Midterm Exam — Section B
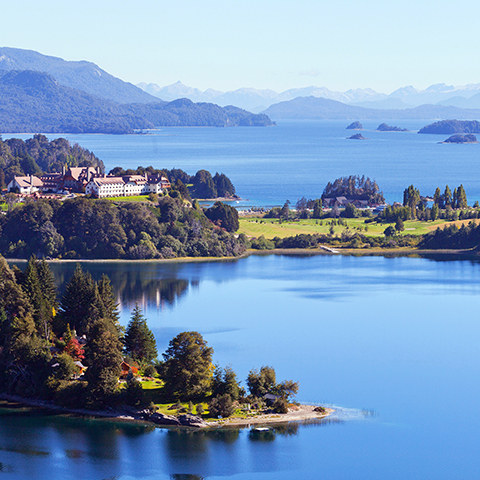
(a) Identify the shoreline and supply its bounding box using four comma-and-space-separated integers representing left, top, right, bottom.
6, 246, 479, 264
0, 394, 333, 430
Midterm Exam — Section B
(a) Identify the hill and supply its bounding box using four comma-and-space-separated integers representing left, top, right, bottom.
261, 96, 480, 121
0, 47, 158, 104
0, 71, 274, 133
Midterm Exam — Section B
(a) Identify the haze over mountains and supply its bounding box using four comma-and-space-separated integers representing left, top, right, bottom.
138, 80, 480, 113
0, 47, 273, 133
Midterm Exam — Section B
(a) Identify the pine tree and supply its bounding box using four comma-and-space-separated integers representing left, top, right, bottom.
22, 256, 51, 340
85, 317, 123, 408
124, 303, 158, 364
433, 187, 442, 207
444, 185, 452, 208
457, 185, 468, 209
58, 265, 97, 336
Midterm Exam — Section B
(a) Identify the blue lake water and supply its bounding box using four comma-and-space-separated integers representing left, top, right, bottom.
4, 253, 480, 479
4, 123, 480, 478
5, 119, 480, 206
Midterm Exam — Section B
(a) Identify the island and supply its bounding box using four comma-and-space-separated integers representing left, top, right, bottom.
440, 134, 478, 144
347, 133, 368, 140
346, 121, 363, 130
418, 119, 480, 134
376, 123, 409, 132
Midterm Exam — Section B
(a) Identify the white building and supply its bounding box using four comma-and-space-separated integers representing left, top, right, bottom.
85, 174, 171, 198
7, 175, 44, 194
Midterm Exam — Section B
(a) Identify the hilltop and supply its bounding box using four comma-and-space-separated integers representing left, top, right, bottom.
0, 70, 274, 133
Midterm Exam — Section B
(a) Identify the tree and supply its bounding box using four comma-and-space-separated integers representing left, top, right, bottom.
85, 317, 123, 408
403, 185, 420, 217
208, 394, 235, 418
58, 265, 97, 336
193, 170, 217, 199
211, 364, 241, 400
161, 331, 214, 399
444, 185, 452, 208
384, 225, 396, 237
247, 366, 277, 397
341, 203, 358, 218
433, 187, 443, 207
124, 303, 158, 364
312, 199, 323, 219
280, 200, 291, 220
204, 201, 239, 232
431, 203, 439, 221
456, 184, 468, 209
395, 217, 405, 233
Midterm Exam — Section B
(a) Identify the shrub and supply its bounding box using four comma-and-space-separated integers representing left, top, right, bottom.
208, 394, 235, 418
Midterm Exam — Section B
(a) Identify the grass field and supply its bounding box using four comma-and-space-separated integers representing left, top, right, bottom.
105, 195, 151, 202
238, 216, 480, 239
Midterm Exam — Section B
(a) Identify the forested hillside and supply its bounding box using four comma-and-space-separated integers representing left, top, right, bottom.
0, 134, 103, 187
0, 70, 274, 134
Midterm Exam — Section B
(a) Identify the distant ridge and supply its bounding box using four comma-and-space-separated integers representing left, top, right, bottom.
261, 96, 480, 121
0, 70, 274, 134
0, 47, 159, 104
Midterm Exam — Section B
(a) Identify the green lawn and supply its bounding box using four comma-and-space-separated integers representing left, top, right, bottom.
105, 195, 151, 202
238, 216, 466, 239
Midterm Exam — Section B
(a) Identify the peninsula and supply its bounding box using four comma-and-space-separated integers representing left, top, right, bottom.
418, 119, 480, 134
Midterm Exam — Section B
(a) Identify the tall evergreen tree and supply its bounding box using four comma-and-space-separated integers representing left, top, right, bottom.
85, 317, 123, 408
96, 274, 122, 335
58, 264, 97, 336
433, 187, 442, 207
456, 184, 468, 209
444, 185, 452, 208
124, 303, 157, 364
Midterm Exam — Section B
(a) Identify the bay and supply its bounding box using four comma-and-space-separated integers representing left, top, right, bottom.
5, 119, 480, 206
4, 253, 480, 479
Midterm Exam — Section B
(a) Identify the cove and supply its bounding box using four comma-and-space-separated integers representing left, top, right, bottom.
4, 253, 480, 479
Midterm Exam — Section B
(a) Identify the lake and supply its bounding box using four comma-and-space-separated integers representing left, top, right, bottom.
5, 119, 480, 206
4, 253, 480, 479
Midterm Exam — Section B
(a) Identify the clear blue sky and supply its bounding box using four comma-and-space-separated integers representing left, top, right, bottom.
2, 0, 480, 93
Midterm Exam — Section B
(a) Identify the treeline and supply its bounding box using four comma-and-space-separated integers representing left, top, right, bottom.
322, 175, 385, 203
420, 221, 480, 250
109, 165, 236, 199
248, 231, 421, 251
0, 134, 104, 187
0, 258, 297, 415
0, 196, 244, 259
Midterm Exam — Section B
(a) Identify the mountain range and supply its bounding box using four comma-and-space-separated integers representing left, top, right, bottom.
138, 80, 480, 113
260, 96, 480, 121
0, 48, 274, 133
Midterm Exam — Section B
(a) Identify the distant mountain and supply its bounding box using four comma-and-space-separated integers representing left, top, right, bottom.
0, 47, 158, 104
261, 96, 480, 121
138, 80, 480, 111
0, 70, 274, 134
137, 81, 386, 112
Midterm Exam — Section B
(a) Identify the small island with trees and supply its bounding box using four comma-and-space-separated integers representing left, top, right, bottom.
0, 257, 331, 428
347, 133, 368, 140
346, 121, 363, 130
376, 123, 409, 132
439, 134, 478, 144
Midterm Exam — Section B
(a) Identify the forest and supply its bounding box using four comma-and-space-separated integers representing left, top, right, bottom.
0, 257, 298, 418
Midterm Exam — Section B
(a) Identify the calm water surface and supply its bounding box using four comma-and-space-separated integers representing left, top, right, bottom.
5, 120, 480, 206
4, 253, 480, 479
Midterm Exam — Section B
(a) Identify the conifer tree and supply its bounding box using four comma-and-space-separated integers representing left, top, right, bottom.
456, 184, 468, 209
58, 264, 97, 336
444, 185, 452, 208
96, 274, 122, 336
85, 317, 123, 407
124, 303, 158, 364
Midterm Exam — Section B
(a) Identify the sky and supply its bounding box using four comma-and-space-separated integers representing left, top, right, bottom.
2, 0, 480, 93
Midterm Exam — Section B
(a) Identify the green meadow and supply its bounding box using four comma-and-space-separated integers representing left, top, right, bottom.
238, 216, 475, 239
